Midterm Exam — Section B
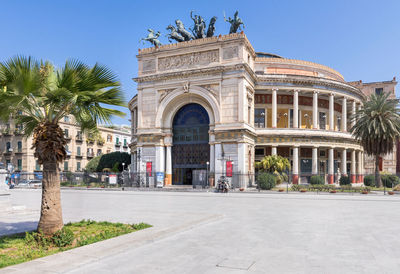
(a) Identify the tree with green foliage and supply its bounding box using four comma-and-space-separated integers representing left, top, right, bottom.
255, 155, 290, 184
310, 175, 324, 185
96, 151, 131, 172
257, 173, 276, 190
85, 156, 101, 172
350, 92, 400, 187
0, 56, 125, 234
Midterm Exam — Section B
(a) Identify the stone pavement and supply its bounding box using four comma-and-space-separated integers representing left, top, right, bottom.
2, 189, 400, 273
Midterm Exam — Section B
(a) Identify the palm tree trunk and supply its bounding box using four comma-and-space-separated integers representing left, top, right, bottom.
37, 161, 63, 235
375, 155, 382, 188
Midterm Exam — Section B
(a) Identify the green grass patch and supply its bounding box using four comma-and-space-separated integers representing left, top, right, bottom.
0, 220, 151, 268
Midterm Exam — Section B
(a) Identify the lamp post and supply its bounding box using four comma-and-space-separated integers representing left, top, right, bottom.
206, 161, 209, 188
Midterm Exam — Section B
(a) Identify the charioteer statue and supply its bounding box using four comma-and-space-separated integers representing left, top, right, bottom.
139, 29, 162, 47
224, 11, 245, 34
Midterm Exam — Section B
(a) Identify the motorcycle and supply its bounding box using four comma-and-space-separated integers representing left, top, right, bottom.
217, 176, 229, 193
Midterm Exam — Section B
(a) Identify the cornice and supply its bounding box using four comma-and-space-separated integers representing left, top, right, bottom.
137, 32, 255, 57
256, 57, 344, 80
134, 63, 257, 83
256, 75, 366, 99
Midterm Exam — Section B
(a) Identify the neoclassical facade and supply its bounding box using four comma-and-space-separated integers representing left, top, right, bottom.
129, 33, 367, 187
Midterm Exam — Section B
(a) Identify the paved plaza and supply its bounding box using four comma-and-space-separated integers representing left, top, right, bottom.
2, 189, 400, 273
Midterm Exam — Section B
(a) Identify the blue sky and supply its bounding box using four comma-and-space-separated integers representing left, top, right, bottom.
1, 0, 399, 124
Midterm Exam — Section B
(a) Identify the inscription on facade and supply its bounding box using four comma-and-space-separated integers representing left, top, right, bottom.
222, 46, 238, 60
158, 50, 219, 71
142, 59, 156, 74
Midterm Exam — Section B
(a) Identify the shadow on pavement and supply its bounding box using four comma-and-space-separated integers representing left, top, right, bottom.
0, 221, 38, 236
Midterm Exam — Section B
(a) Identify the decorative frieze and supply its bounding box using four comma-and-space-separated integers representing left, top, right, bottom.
158, 50, 219, 71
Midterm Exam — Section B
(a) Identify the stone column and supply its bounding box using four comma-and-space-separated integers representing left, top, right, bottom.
238, 143, 246, 188
357, 150, 362, 183
351, 101, 356, 128
271, 146, 277, 155
272, 88, 277, 128
155, 146, 165, 186
341, 97, 347, 132
165, 145, 172, 186
137, 147, 142, 173
341, 149, 347, 176
328, 148, 334, 184
329, 93, 334, 131
313, 91, 318, 129
292, 146, 299, 184
293, 89, 299, 128
312, 147, 318, 175
210, 144, 215, 173
155, 146, 165, 172
351, 150, 356, 183
132, 152, 137, 173
214, 143, 223, 179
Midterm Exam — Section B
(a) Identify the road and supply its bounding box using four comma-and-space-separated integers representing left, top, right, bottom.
2, 189, 400, 273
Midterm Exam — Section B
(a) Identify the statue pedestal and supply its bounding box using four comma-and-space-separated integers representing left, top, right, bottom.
0, 169, 11, 212
0, 194, 11, 213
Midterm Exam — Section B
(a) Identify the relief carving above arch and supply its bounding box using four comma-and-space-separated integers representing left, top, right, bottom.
199, 84, 219, 103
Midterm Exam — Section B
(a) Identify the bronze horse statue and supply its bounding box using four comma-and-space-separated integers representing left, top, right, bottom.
139, 29, 162, 47
166, 25, 185, 43
175, 19, 195, 41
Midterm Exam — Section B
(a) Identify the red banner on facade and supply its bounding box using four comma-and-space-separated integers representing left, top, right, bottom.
226, 161, 233, 177
146, 162, 152, 176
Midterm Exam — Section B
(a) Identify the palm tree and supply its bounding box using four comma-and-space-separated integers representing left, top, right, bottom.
350, 92, 400, 187
255, 155, 290, 184
0, 56, 125, 234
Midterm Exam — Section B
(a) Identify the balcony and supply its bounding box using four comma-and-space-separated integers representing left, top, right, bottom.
14, 129, 24, 136
115, 142, 121, 147
76, 153, 83, 158
2, 129, 12, 136
87, 152, 94, 158
3, 148, 13, 155
123, 143, 129, 148
64, 135, 71, 141
15, 148, 23, 154
75, 135, 83, 142
97, 140, 104, 146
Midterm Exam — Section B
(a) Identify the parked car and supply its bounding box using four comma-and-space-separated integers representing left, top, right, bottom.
14, 179, 42, 188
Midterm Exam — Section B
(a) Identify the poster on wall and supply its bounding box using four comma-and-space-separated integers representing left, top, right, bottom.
156, 172, 164, 188
146, 162, 152, 176
109, 174, 117, 185
226, 161, 233, 177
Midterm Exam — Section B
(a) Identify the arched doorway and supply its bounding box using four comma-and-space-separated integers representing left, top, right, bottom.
172, 103, 210, 185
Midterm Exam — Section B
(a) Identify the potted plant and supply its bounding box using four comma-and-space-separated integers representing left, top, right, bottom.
330, 189, 337, 193
300, 188, 307, 193
239, 188, 244, 192
278, 189, 284, 192
208, 173, 215, 187
361, 190, 368, 194
388, 191, 395, 195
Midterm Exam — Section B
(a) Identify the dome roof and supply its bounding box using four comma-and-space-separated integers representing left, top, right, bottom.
255, 52, 283, 58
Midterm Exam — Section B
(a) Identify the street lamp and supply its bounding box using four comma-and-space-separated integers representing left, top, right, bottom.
206, 161, 210, 188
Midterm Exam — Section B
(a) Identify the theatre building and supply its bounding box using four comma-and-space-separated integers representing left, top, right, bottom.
129, 33, 371, 187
